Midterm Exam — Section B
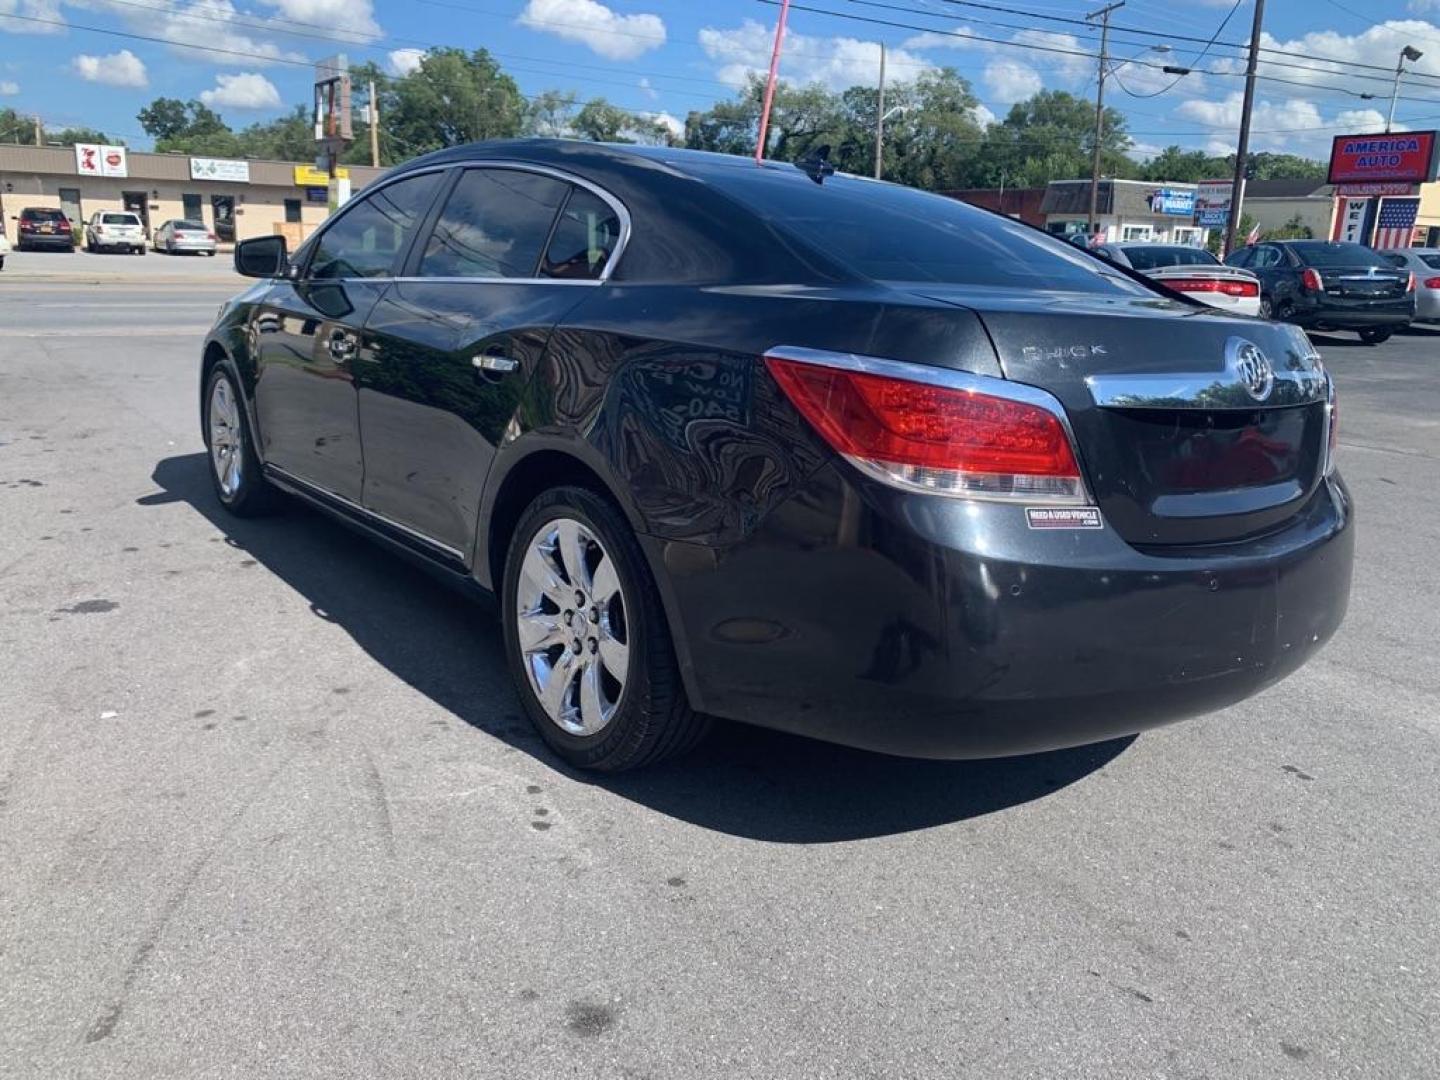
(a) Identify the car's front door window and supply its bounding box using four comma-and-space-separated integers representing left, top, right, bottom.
308, 172, 443, 281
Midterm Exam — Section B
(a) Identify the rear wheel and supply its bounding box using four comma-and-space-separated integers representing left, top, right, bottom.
1359, 327, 1393, 345
203, 366, 278, 516
502, 486, 708, 771
1259, 296, 1273, 319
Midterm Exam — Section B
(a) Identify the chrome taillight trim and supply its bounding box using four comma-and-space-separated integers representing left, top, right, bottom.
764, 345, 1092, 505
1323, 372, 1338, 477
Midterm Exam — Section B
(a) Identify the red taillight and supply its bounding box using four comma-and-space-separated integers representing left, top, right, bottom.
57, 218, 69, 230
1168, 278, 1259, 297
1424, 277, 1440, 288
1301, 268, 1324, 292
764, 352, 1084, 501
208, 233, 217, 241
19, 221, 34, 231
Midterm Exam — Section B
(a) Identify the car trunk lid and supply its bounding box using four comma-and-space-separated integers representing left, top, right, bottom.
1314, 266, 1409, 300
909, 285, 1331, 546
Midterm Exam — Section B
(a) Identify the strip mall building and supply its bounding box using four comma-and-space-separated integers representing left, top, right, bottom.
0, 143, 383, 247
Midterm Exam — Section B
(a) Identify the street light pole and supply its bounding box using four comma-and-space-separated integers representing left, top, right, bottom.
874, 42, 886, 180
1387, 45, 1424, 133
1087, 1, 1124, 238
1223, 0, 1265, 258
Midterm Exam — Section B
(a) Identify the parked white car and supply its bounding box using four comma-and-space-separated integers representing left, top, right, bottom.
86, 211, 147, 255
153, 219, 217, 256
1094, 242, 1263, 317
0, 225, 9, 269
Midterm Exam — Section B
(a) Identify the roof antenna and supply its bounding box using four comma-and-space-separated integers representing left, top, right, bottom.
795, 144, 836, 184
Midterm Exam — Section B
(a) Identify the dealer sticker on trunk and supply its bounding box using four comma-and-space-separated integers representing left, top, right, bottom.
1025, 507, 1103, 530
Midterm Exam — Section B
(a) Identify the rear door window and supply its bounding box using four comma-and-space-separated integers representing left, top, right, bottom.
541, 188, 623, 280
308, 172, 443, 280
418, 168, 569, 278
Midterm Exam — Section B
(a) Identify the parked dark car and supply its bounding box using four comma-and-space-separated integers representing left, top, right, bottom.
202, 140, 1352, 771
1224, 239, 1414, 343
13, 207, 75, 252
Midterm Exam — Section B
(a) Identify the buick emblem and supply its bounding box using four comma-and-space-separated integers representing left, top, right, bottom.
1228, 338, 1274, 402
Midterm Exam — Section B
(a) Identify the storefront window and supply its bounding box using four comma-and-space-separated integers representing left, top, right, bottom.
284, 199, 302, 224
183, 194, 203, 223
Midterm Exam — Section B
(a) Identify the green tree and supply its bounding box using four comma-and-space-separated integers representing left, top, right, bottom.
137, 97, 237, 155
383, 47, 523, 157
523, 90, 579, 137
874, 68, 986, 189
234, 105, 314, 162
1138, 145, 1229, 182
977, 90, 1133, 188
0, 106, 31, 144
685, 76, 847, 163
49, 126, 120, 146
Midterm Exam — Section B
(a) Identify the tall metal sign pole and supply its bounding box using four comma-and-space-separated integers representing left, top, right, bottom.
1223, 0, 1265, 257
313, 54, 353, 212
755, 0, 792, 165
1087, 1, 1124, 237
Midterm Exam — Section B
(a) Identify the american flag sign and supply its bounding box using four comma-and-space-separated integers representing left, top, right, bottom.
1374, 198, 1421, 249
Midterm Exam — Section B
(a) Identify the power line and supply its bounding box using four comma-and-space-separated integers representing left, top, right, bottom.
1109, 0, 1242, 99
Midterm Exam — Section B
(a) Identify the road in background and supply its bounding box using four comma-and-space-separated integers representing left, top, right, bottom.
1, 282, 1436, 1079
1, 248, 243, 284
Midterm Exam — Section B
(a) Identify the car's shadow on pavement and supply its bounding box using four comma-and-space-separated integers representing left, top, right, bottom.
148, 453, 1133, 843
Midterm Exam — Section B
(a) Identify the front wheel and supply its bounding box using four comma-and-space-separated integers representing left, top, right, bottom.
203, 366, 279, 516
502, 486, 708, 771
1359, 327, 1393, 345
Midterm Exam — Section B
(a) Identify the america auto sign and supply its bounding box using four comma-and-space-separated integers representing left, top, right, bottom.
1327, 131, 1440, 185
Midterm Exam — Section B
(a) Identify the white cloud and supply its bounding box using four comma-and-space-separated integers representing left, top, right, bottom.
638, 76, 657, 100
199, 72, 281, 110
644, 110, 682, 139
983, 58, 1041, 103
518, 0, 665, 62
1175, 94, 1399, 157
0, 0, 64, 35
700, 18, 934, 92
970, 103, 997, 128
387, 47, 425, 76
0, 80, 17, 95
1209, 19, 1440, 101
258, 0, 380, 41
72, 49, 149, 88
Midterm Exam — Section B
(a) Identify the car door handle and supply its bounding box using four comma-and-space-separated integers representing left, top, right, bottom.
327, 332, 357, 363
472, 353, 519, 374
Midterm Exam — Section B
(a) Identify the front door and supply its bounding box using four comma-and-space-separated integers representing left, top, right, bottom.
358, 168, 622, 555
121, 191, 149, 234
211, 195, 235, 243
250, 171, 445, 503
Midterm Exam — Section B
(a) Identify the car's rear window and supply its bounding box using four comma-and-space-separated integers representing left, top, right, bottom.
23, 209, 66, 221
722, 170, 1149, 294
177, 221, 207, 230
1122, 246, 1219, 270
1289, 242, 1395, 269
102, 213, 139, 225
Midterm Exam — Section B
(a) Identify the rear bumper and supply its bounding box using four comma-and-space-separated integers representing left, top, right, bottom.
18, 234, 73, 249
649, 467, 1354, 759
168, 239, 216, 252
1291, 294, 1413, 328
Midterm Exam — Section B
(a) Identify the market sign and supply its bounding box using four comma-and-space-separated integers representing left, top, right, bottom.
1197, 208, 1229, 227
293, 164, 349, 186
75, 143, 128, 178
1149, 188, 1195, 216
1327, 131, 1440, 185
190, 157, 250, 183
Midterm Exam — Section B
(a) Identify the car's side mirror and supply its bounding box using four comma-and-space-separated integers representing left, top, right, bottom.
235, 235, 288, 278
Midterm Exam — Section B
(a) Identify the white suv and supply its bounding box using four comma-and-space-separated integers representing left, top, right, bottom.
86, 211, 147, 255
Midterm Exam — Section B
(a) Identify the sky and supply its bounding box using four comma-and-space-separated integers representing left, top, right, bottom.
7, 0, 1440, 162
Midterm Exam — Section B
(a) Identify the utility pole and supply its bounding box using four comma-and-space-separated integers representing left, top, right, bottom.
874, 42, 887, 179
1223, 0, 1265, 257
755, 0, 793, 164
1087, 1, 1123, 238
368, 79, 380, 168
33, 115, 42, 147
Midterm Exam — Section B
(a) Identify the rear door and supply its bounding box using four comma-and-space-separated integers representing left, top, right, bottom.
250, 171, 444, 502
358, 166, 624, 555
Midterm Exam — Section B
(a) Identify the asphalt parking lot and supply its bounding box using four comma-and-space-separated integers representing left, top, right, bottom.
1, 279, 1436, 1079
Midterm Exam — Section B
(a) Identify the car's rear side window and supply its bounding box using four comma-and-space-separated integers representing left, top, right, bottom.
541, 188, 622, 280
419, 168, 569, 279
1123, 246, 1218, 270
721, 172, 1148, 294
1423, 254, 1440, 270
309, 172, 442, 280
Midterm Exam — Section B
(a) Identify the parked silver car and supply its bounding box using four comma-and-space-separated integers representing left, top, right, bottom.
153, 219, 217, 256
1378, 247, 1440, 323
86, 211, 146, 254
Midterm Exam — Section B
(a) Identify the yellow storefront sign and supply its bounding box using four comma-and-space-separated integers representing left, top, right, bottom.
293, 165, 350, 186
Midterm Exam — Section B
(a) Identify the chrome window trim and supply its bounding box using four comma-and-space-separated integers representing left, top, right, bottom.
764, 344, 1092, 505
265, 463, 467, 562
298, 162, 454, 283
301, 160, 631, 286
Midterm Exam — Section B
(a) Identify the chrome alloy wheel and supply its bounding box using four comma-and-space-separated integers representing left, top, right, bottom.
208, 376, 244, 498
515, 517, 630, 736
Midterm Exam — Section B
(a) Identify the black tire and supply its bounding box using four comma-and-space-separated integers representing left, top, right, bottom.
202, 365, 280, 517
1259, 296, 1273, 319
502, 485, 709, 772
1359, 327, 1393, 345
